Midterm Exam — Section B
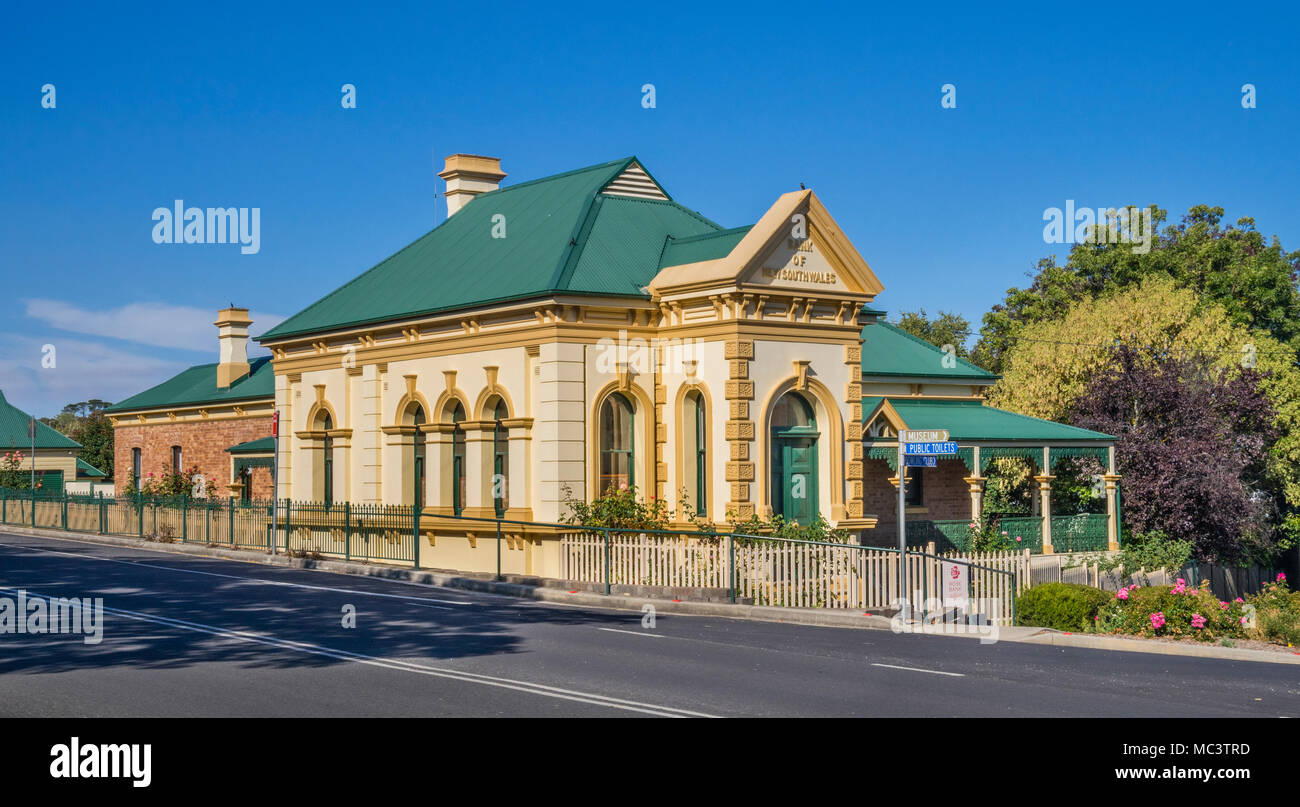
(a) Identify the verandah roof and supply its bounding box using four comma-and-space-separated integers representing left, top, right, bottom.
862, 397, 1113, 443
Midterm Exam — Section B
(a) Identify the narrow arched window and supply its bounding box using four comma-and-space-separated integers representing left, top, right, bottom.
449, 402, 466, 515
321, 412, 334, 505
683, 391, 707, 517
490, 398, 509, 517
599, 393, 635, 494
409, 404, 426, 509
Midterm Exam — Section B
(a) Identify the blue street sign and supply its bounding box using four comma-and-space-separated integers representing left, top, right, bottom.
903, 441, 958, 456
904, 455, 937, 467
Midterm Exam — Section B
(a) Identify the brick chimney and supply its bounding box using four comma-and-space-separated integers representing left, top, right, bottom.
437, 154, 506, 216
215, 307, 253, 388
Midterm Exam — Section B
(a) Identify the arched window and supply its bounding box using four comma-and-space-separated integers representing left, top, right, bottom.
321, 412, 334, 504
488, 398, 509, 517
683, 390, 707, 517
599, 393, 635, 494
769, 392, 818, 524
408, 404, 426, 509
447, 401, 466, 515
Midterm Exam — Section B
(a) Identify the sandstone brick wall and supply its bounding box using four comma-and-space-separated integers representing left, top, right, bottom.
863, 457, 972, 538
113, 418, 273, 499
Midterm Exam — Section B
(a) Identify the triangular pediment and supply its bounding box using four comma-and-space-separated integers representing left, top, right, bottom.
648, 190, 884, 300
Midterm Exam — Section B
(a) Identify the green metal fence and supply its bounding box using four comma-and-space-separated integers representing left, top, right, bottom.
905, 512, 1109, 554
0, 486, 1024, 621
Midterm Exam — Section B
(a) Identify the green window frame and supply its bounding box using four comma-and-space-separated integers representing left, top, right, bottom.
491, 399, 509, 518
599, 393, 635, 494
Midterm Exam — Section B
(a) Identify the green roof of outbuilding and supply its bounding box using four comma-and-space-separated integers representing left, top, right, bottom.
104, 356, 275, 413
860, 320, 998, 380
0, 391, 81, 450
863, 398, 1113, 442
76, 458, 107, 477
260, 157, 726, 341
226, 436, 275, 454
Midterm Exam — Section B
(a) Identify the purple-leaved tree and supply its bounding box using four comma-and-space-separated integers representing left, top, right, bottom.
1069, 346, 1277, 563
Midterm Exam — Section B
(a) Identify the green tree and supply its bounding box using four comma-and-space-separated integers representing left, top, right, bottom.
973, 206, 1300, 374
894, 308, 972, 358
987, 276, 1300, 547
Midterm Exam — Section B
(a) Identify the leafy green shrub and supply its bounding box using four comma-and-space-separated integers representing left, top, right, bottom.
1015, 583, 1113, 631
561, 485, 713, 532
1096, 579, 1249, 642
1245, 575, 1300, 646
727, 511, 847, 544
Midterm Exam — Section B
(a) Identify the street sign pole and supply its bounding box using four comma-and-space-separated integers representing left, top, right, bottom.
896, 430, 951, 622
897, 436, 906, 619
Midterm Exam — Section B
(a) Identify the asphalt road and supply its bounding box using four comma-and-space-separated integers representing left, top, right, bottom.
0, 529, 1297, 717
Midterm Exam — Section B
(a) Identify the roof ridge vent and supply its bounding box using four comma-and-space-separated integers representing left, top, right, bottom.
601, 160, 668, 200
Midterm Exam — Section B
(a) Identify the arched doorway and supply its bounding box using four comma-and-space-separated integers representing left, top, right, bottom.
770, 392, 818, 524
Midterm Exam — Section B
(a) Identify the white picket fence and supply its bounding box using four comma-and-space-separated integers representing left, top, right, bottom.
560, 532, 1030, 623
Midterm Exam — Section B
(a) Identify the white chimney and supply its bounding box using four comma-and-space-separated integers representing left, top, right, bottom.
438, 154, 506, 216
215, 307, 252, 388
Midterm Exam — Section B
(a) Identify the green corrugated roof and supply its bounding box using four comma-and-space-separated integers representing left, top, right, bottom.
659, 225, 752, 269
563, 195, 722, 294
76, 458, 106, 477
865, 398, 1113, 442
860, 320, 998, 380
0, 390, 81, 450
227, 436, 275, 454
260, 157, 727, 341
104, 356, 275, 413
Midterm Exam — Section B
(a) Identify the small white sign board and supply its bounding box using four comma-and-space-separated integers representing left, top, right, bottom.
901, 429, 949, 443
942, 561, 969, 609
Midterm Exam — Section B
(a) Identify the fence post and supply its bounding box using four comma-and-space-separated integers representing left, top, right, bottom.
97, 491, 104, 534
729, 533, 736, 604
31, 489, 36, 528
412, 503, 421, 570
495, 518, 502, 581
138, 492, 144, 537
62, 489, 68, 531
284, 499, 291, 554
604, 528, 611, 596
229, 499, 234, 545
344, 501, 351, 562
181, 492, 188, 543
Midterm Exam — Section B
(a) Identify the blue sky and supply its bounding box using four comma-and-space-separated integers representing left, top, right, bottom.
2, 2, 1297, 416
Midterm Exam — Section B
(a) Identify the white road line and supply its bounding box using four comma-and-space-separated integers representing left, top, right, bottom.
871, 663, 965, 677
2, 587, 717, 718
597, 627, 665, 638
0, 539, 475, 607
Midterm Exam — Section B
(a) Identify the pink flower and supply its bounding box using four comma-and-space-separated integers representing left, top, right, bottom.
1117, 588, 1129, 600
1220, 601, 1229, 610
1191, 614, 1206, 629
1150, 612, 1166, 629
1240, 616, 1248, 625
1171, 578, 1186, 595
1015, 536, 1022, 542
1234, 597, 1244, 603
1278, 572, 1287, 583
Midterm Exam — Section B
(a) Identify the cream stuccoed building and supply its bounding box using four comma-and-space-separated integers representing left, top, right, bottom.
255, 154, 1118, 565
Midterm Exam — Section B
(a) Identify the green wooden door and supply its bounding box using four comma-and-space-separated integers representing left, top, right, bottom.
776, 434, 818, 525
